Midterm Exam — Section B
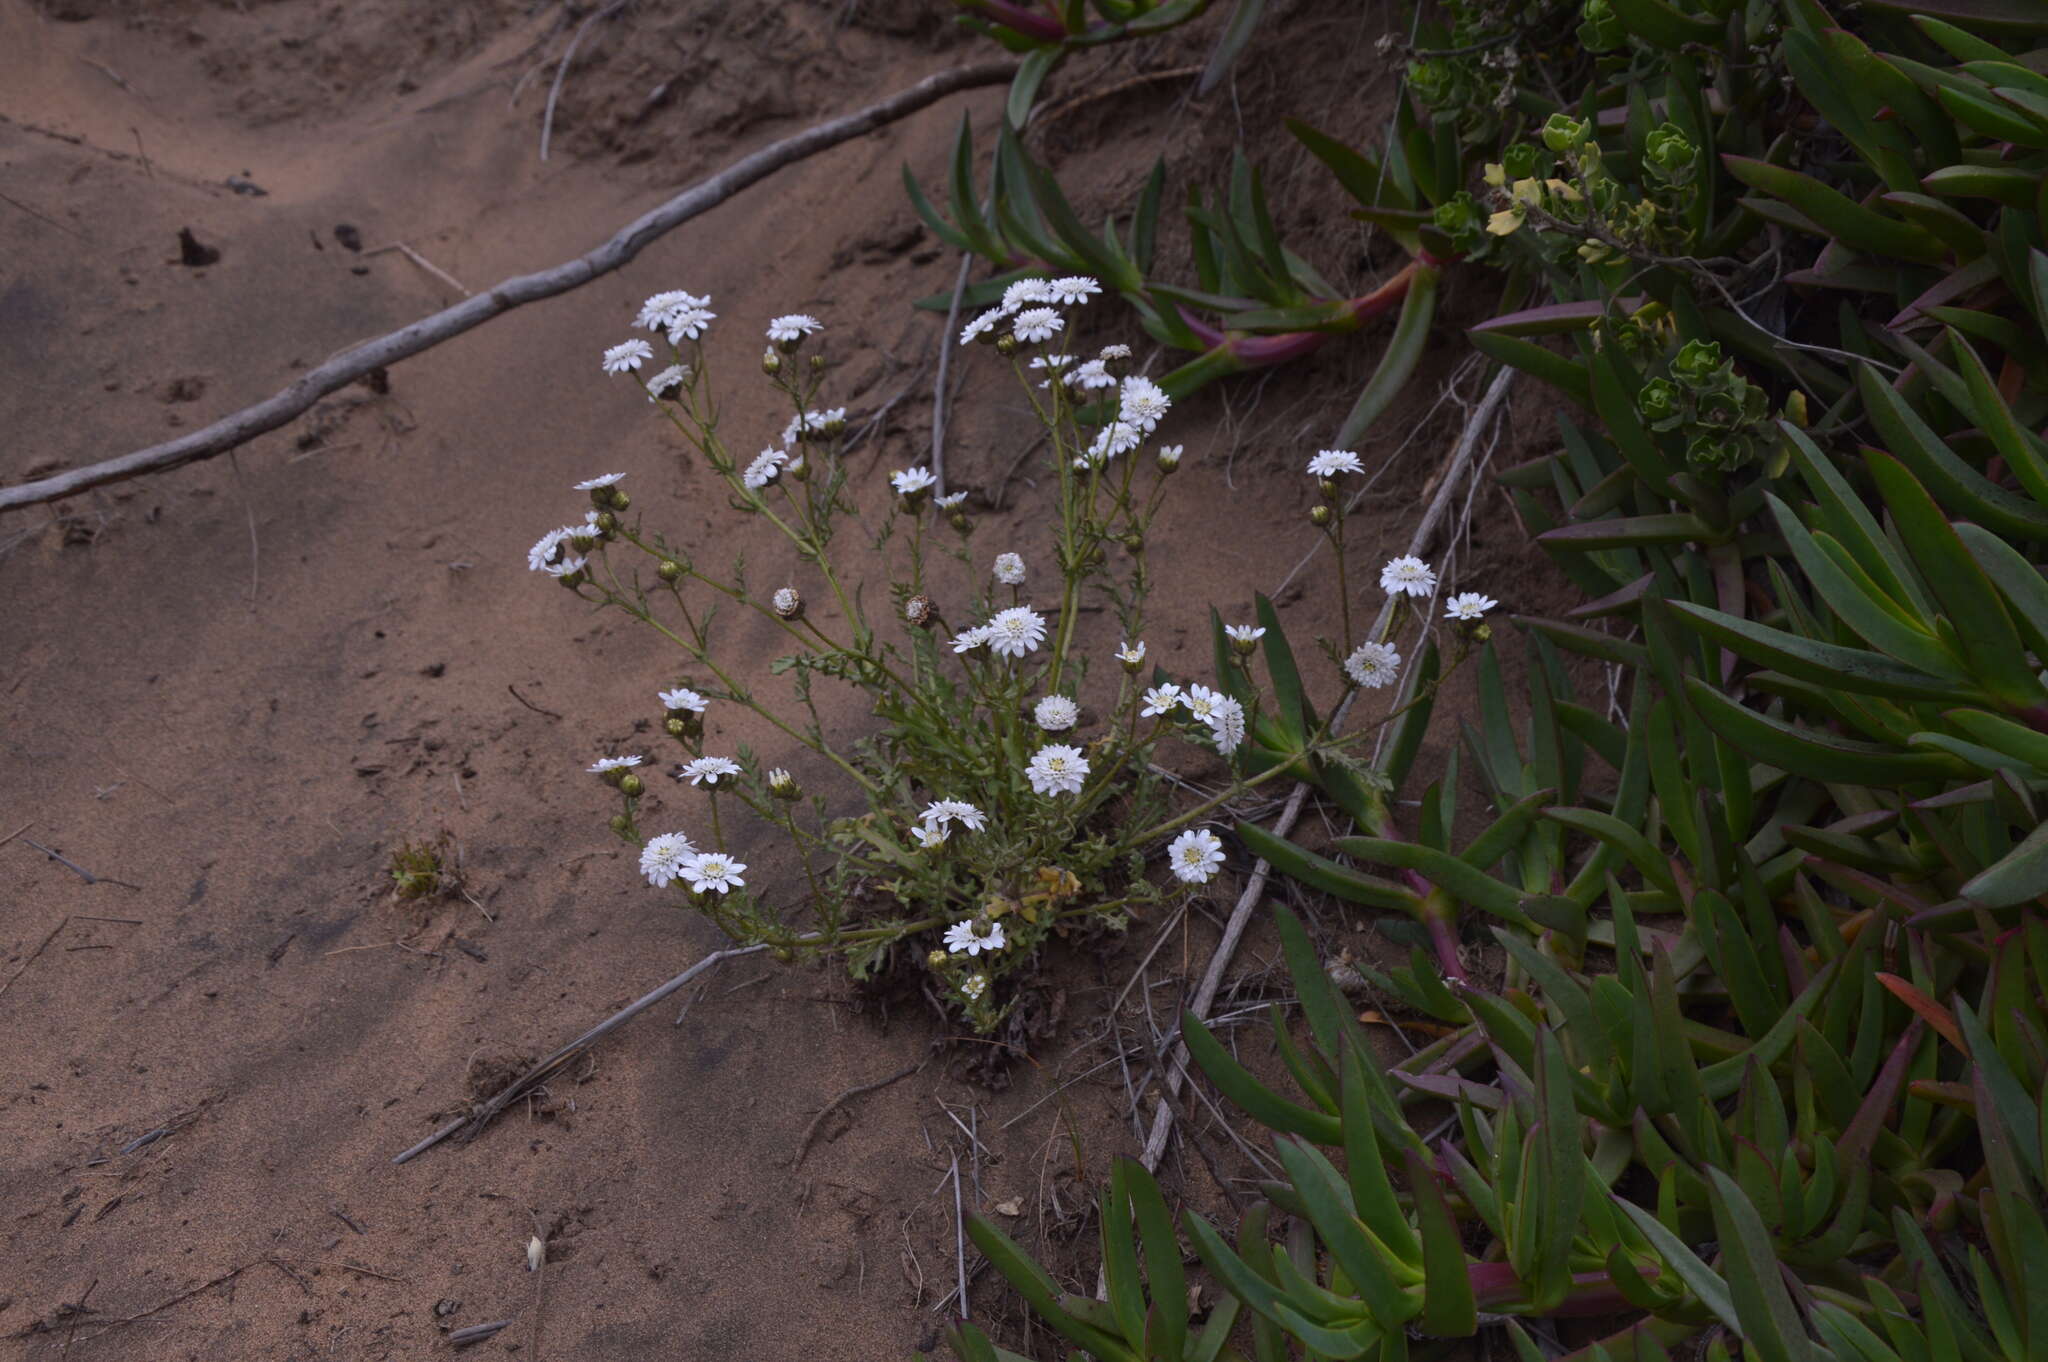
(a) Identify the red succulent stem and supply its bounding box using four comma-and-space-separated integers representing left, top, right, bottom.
1466, 1263, 1649, 1317
958, 0, 1069, 42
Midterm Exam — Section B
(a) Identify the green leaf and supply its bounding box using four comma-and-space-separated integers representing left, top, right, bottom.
1183, 1011, 1343, 1143
1124, 1160, 1189, 1362
1407, 1148, 1477, 1335
969, 1215, 1140, 1362
1666, 600, 1975, 702
1287, 118, 1413, 213
1334, 264, 1438, 448
1467, 331, 1593, 408
1614, 1197, 1742, 1334
1706, 1168, 1815, 1362
1197, 0, 1266, 96
1683, 677, 1966, 785
1334, 836, 1537, 930
1607, 0, 1721, 48
1960, 818, 2048, 910
1538, 513, 1716, 550
1006, 48, 1061, 130
1239, 821, 1422, 913
1722, 156, 1948, 261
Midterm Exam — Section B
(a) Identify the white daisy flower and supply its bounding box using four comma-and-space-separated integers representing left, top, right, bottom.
1183, 684, 1223, 723
1117, 375, 1171, 432
1307, 449, 1363, 477
645, 364, 688, 398
665, 304, 716, 344
1011, 307, 1063, 345
658, 687, 707, 713
1087, 421, 1142, 462
960, 974, 989, 1001
766, 314, 822, 343
1025, 743, 1089, 796
1344, 641, 1402, 689
545, 554, 587, 579
992, 552, 1026, 586
636, 290, 698, 331
639, 831, 696, 887
1445, 592, 1499, 621
588, 755, 643, 773
1140, 683, 1183, 716
680, 851, 745, 895
960, 307, 1005, 346
1226, 625, 1266, 646
744, 448, 788, 490
1034, 695, 1079, 731
680, 756, 743, 786
1048, 275, 1102, 306
1117, 640, 1146, 665
1098, 343, 1132, 361
781, 408, 845, 446
1380, 555, 1439, 598
892, 466, 937, 496
1167, 828, 1226, 884
574, 473, 627, 490
922, 799, 988, 832
985, 606, 1048, 659
1063, 359, 1117, 391
944, 919, 1007, 956
1206, 697, 1247, 755
1029, 354, 1075, 371
935, 491, 969, 509
1001, 278, 1054, 313
950, 626, 991, 654
528, 526, 573, 572
912, 823, 949, 849
602, 339, 654, 374
1157, 444, 1184, 471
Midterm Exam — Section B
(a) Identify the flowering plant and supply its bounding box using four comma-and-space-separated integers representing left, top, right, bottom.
527, 281, 1488, 1033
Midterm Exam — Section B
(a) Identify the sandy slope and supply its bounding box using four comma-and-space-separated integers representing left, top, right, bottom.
0, 1, 1558, 1356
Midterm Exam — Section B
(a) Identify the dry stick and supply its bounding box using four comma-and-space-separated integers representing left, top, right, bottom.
71, 1259, 302, 1342
1135, 366, 1516, 1175
539, 0, 628, 163
366, 242, 473, 297
950, 1150, 969, 1320
794, 1061, 924, 1167
450, 1319, 515, 1347
0, 59, 1018, 515
391, 943, 769, 1163
929, 251, 973, 497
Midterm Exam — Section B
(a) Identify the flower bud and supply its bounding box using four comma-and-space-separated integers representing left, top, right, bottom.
610, 490, 631, 512
658, 559, 683, 583
926, 949, 950, 970
1318, 477, 1338, 502
1157, 445, 1181, 473
1309, 504, 1333, 527
619, 773, 644, 797
948, 511, 971, 534
994, 334, 1019, 358
558, 569, 586, 589
761, 349, 782, 375
596, 511, 619, 534
768, 768, 800, 801
772, 586, 803, 621
903, 594, 933, 628
665, 716, 688, 740
810, 354, 827, 374
609, 813, 631, 834
1121, 532, 1143, 553
569, 531, 598, 553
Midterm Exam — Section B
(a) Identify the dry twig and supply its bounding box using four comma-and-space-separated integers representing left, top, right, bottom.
794, 1061, 923, 1167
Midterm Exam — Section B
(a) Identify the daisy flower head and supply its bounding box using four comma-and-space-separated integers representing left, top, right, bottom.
1117, 375, 1171, 432
1011, 307, 1063, 346
1183, 684, 1222, 724
636, 291, 695, 331
680, 851, 745, 895
602, 339, 653, 375
1000, 278, 1054, 313
1206, 696, 1247, 755
1099, 343, 1132, 362
1167, 828, 1226, 885
934, 491, 969, 510
639, 831, 696, 887
772, 586, 803, 620
1344, 641, 1402, 689
589, 754, 643, 774
1034, 694, 1079, 732
1226, 624, 1266, 649
680, 756, 743, 786
985, 606, 1047, 660
665, 302, 717, 345
744, 448, 788, 490
1445, 592, 1499, 621
950, 625, 991, 654
574, 472, 627, 491
1140, 683, 1183, 717
992, 552, 1026, 586
658, 687, 707, 714
892, 466, 938, 497
1025, 743, 1089, 797
1380, 555, 1439, 598
1307, 448, 1363, 477
944, 918, 1007, 956
1157, 444, 1184, 472
766, 313, 822, 346
960, 974, 989, 1001
960, 307, 1005, 346
1029, 354, 1075, 372
1063, 358, 1117, 391
528, 526, 572, 573
645, 364, 688, 399
545, 554, 587, 579
912, 823, 949, 849
1087, 421, 1142, 463
1116, 640, 1146, 668
920, 799, 987, 833
1048, 275, 1102, 306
